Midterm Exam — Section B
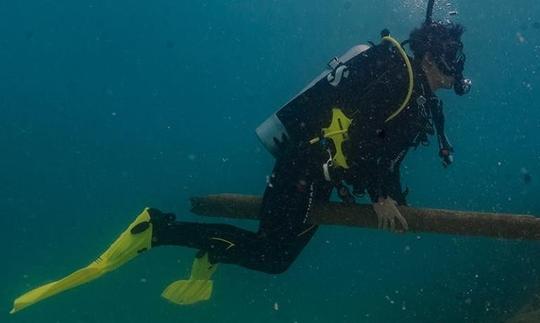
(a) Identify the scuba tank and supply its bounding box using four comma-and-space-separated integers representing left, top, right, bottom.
255, 44, 371, 158
255, 32, 414, 160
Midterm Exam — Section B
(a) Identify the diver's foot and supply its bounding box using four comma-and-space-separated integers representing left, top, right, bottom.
146, 208, 177, 245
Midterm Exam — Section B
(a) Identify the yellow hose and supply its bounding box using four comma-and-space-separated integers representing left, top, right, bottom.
382, 36, 414, 122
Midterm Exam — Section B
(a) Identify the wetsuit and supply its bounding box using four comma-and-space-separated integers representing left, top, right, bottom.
152, 143, 332, 274
150, 41, 450, 274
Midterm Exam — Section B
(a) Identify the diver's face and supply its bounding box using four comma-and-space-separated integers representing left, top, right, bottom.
437, 69, 455, 89
423, 53, 455, 91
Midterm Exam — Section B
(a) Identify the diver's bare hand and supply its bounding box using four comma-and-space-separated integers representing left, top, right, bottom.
372, 196, 408, 232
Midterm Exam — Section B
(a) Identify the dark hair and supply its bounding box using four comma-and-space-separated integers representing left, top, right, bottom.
408, 22, 465, 60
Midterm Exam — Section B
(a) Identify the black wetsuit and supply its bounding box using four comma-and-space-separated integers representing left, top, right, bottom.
151, 41, 451, 274
152, 145, 332, 274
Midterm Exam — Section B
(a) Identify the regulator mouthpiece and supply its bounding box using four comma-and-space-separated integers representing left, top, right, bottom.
454, 77, 472, 96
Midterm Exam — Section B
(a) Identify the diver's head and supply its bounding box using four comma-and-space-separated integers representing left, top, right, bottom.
409, 21, 471, 95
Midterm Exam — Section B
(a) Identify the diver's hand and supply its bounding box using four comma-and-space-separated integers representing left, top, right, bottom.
373, 197, 408, 232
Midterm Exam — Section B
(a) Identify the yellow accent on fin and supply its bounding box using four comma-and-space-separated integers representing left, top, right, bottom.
161, 253, 217, 305
10, 208, 153, 314
322, 108, 352, 169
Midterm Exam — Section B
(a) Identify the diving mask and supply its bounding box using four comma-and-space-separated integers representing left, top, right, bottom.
436, 40, 471, 95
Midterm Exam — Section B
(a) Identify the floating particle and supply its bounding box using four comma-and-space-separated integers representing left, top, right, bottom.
273, 302, 279, 311
516, 32, 526, 43
384, 295, 395, 304
140, 278, 147, 283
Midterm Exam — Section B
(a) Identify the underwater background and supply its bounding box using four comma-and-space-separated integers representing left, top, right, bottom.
1, 0, 540, 322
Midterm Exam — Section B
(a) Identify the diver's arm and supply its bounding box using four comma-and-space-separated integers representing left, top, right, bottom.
366, 144, 408, 202
367, 148, 409, 232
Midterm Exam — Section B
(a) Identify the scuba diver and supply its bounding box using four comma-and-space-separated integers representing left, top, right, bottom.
11, 0, 471, 314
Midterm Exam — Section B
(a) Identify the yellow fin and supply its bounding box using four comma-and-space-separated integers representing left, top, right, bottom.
162, 280, 214, 305
189, 253, 217, 280
162, 253, 217, 305
10, 208, 153, 314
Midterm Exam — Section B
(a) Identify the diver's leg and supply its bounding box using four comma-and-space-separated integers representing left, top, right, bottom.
151, 153, 332, 274
11, 157, 330, 313
151, 212, 261, 255
253, 153, 334, 273
150, 213, 318, 274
